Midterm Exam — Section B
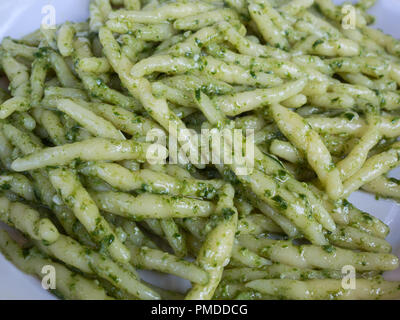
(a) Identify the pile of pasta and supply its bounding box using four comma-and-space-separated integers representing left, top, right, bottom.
1, 0, 400, 300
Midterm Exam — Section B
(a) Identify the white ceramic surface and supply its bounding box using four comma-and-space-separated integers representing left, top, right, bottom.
0, 0, 400, 300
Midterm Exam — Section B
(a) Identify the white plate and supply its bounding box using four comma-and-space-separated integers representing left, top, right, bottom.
0, 0, 400, 300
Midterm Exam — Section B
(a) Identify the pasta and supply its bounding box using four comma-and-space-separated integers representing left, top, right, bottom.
0, 0, 399, 301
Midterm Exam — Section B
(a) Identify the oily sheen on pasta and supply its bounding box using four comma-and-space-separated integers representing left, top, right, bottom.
0, 0, 400, 300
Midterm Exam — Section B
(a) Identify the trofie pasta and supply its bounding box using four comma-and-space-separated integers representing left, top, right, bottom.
0, 0, 400, 300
